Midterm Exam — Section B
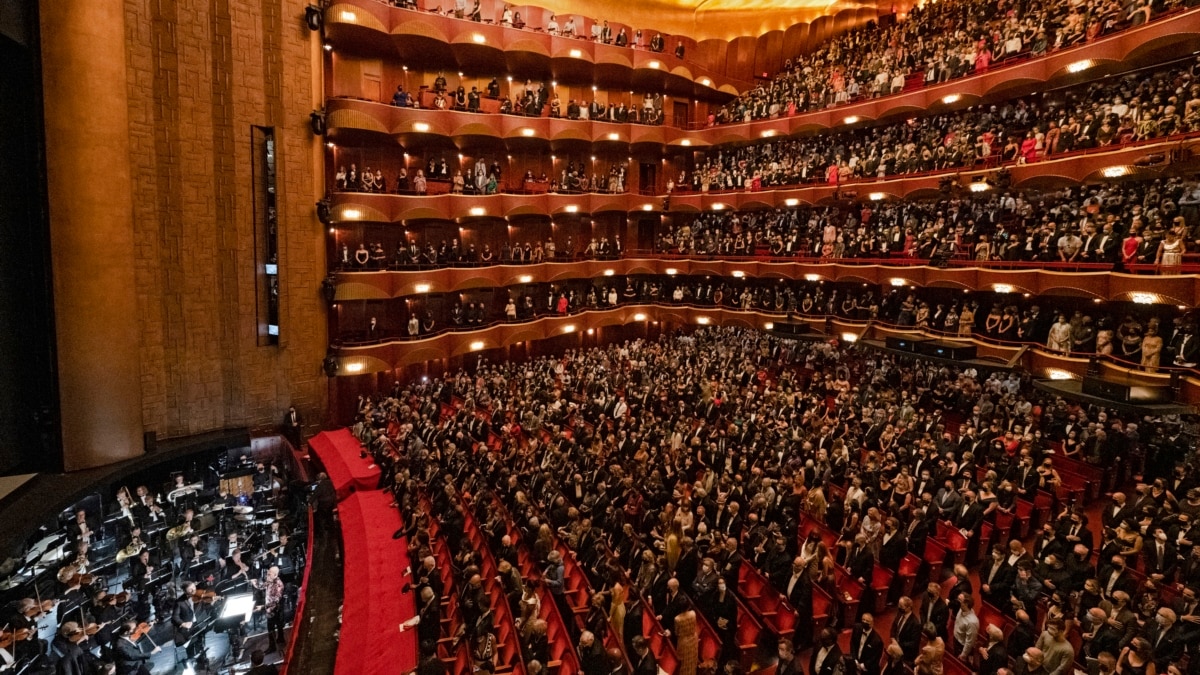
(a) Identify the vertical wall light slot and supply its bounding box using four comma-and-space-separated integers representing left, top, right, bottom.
253, 126, 279, 345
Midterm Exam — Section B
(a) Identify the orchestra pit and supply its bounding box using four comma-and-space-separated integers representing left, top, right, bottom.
6, 0, 1200, 673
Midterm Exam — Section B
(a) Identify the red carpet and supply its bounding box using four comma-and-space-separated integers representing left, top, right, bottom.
334, 490, 418, 675
309, 429, 381, 499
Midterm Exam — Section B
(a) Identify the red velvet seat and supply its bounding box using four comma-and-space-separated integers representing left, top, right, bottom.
871, 564, 894, 614
922, 538, 947, 583
896, 552, 922, 600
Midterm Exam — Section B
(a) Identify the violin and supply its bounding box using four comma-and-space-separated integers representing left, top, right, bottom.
65, 572, 95, 588
68, 622, 103, 644
190, 590, 222, 604
22, 600, 55, 618
130, 621, 155, 641
0, 628, 32, 649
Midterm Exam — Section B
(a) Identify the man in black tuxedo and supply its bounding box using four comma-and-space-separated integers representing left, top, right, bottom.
849, 613, 885, 675
879, 518, 907, 572
1059, 511, 1094, 553
918, 582, 949, 642
281, 406, 303, 449
172, 582, 205, 659
631, 636, 658, 675
953, 490, 985, 539
114, 620, 160, 675
978, 624, 1008, 673
1100, 555, 1136, 600
809, 628, 844, 675
1102, 493, 1133, 531
778, 557, 811, 609
1146, 527, 1179, 583
980, 543, 1016, 606
890, 596, 921, 662
845, 534, 875, 585
1148, 607, 1186, 669
655, 578, 688, 637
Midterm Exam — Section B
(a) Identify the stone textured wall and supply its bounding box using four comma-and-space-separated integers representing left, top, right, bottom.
123, 0, 327, 441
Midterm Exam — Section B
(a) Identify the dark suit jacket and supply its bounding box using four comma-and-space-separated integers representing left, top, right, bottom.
980, 640, 1008, 673
954, 502, 985, 534
979, 557, 1015, 601
633, 650, 658, 675
1145, 540, 1178, 579
846, 546, 875, 583
920, 596, 950, 641
809, 644, 845, 675
891, 611, 921, 661
848, 627, 885, 675
879, 532, 907, 572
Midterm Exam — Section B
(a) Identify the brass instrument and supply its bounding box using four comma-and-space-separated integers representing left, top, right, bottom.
167, 482, 203, 505
115, 541, 146, 563
165, 522, 194, 542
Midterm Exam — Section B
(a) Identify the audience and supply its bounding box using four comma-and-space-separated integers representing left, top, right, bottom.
354, 326, 1198, 674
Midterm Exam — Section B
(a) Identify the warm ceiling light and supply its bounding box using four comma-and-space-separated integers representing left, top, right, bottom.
469, 207, 486, 216
1047, 368, 1076, 381
470, 341, 485, 351
804, 274, 820, 281
344, 362, 364, 373
412, 122, 430, 133
665, 268, 678, 275
1102, 166, 1129, 178
1067, 59, 1093, 73
711, 203, 725, 210
696, 316, 711, 325
869, 192, 885, 201
761, 130, 777, 138
521, 128, 536, 137
680, 139, 691, 146
562, 324, 576, 333
763, 322, 774, 330
634, 313, 647, 321
607, 133, 619, 141
785, 198, 799, 207
604, 269, 614, 276
569, 48, 583, 58
323, 44, 332, 51
992, 284, 1014, 294
844, 115, 859, 125
889, 277, 906, 286
969, 182, 990, 193
586, 328, 595, 335
340, 10, 356, 21
648, 60, 661, 69
342, 209, 362, 220
1131, 292, 1157, 304
699, 78, 712, 86
472, 33, 486, 44
414, 283, 431, 293
642, 204, 654, 211
941, 94, 961, 105
841, 332, 859, 343
565, 205, 578, 213
518, 275, 533, 283
731, 270, 745, 278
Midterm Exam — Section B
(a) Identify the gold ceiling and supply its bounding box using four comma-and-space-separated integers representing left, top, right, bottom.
530, 0, 887, 42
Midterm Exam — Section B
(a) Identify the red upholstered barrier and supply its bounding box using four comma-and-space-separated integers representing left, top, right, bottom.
334, 490, 418, 675
308, 429, 381, 499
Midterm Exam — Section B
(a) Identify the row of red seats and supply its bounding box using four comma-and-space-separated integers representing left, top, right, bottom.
417, 494, 475, 672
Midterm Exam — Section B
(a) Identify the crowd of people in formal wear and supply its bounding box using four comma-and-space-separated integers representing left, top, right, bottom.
347, 326, 1197, 675
713, 0, 1185, 125
658, 177, 1198, 269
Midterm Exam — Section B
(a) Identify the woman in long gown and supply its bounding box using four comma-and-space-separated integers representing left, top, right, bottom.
1141, 326, 1163, 373
1046, 315, 1072, 353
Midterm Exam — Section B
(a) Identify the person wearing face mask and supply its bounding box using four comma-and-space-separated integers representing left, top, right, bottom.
1083, 607, 1122, 659
1034, 618, 1075, 675
1008, 609, 1039, 663
849, 613, 884, 675
1146, 527, 1178, 583
809, 628, 844, 675
981, 542, 1016, 607
978, 624, 1008, 673
1060, 510, 1095, 552
1016, 647, 1048, 675
1148, 607, 1184, 669
774, 638, 801, 675
919, 582, 949, 643
1102, 555, 1136, 599
709, 576, 738, 663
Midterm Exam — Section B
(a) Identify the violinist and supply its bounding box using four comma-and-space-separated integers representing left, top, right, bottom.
113, 620, 159, 675
6, 599, 44, 661
172, 583, 203, 659
48, 622, 87, 675
87, 590, 123, 645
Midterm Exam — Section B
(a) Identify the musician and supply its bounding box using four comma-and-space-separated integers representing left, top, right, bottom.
127, 548, 155, 587
213, 485, 237, 511
221, 532, 242, 559
119, 524, 144, 555
113, 489, 138, 533
253, 464, 273, 492
6, 599, 44, 661
247, 649, 279, 675
172, 583, 205, 659
228, 549, 252, 585
48, 622, 87, 675
113, 620, 159, 675
66, 510, 96, 545
132, 493, 167, 530
260, 566, 286, 654
87, 590, 122, 647
179, 534, 203, 567
183, 542, 210, 584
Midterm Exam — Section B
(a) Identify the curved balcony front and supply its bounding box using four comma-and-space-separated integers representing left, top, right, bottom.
328, 303, 1200, 409
324, 3, 1200, 136
331, 259, 1200, 306
325, 132, 1200, 220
